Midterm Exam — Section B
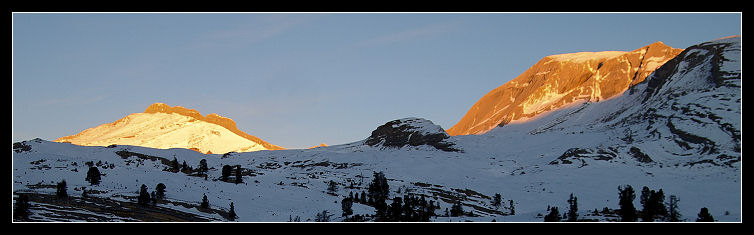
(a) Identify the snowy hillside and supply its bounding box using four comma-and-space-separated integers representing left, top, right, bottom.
12, 37, 740, 222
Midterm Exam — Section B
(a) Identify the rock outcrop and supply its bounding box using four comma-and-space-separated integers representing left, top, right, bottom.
365, 118, 460, 152
447, 42, 683, 136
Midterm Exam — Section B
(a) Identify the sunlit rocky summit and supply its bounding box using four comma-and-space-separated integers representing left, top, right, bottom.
55, 103, 284, 154
447, 41, 683, 136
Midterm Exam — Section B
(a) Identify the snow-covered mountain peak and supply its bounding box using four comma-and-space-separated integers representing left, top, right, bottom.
55, 102, 284, 154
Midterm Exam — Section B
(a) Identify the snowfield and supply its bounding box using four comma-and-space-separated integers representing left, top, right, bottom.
12, 37, 741, 222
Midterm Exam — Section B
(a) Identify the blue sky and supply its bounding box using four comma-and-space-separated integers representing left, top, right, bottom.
12, 13, 741, 149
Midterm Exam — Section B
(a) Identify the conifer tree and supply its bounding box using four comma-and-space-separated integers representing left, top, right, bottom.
221, 165, 232, 182
228, 202, 237, 221
234, 165, 243, 184
544, 206, 561, 222
388, 197, 403, 221
182, 160, 189, 172
492, 193, 502, 210
341, 197, 353, 217
327, 180, 338, 194
155, 183, 166, 200
56, 180, 68, 199
85, 167, 101, 185
198, 159, 208, 176
368, 171, 389, 202
666, 195, 681, 222
696, 207, 714, 222
171, 157, 180, 172
373, 197, 388, 221
567, 193, 579, 222
618, 185, 637, 222
450, 202, 464, 217
201, 194, 210, 209
509, 200, 516, 215
138, 184, 150, 205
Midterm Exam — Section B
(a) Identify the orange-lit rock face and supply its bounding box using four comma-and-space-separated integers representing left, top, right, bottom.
55, 103, 285, 153
307, 143, 328, 149
447, 42, 683, 136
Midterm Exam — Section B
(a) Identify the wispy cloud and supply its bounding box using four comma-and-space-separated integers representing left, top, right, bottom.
193, 14, 321, 50
352, 20, 463, 48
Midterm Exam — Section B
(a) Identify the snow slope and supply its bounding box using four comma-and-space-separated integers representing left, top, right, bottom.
13, 37, 741, 222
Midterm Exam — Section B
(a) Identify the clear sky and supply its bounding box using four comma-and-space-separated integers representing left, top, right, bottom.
12, 12, 741, 149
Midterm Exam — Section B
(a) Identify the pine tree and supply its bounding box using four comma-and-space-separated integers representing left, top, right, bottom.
666, 195, 681, 222
388, 197, 403, 221
201, 194, 210, 209
182, 160, 189, 173
491, 193, 502, 210
138, 184, 150, 205
368, 171, 389, 202
618, 185, 637, 222
373, 197, 388, 221
450, 202, 464, 217
509, 200, 516, 215
85, 167, 101, 185
198, 159, 208, 176
640, 186, 651, 212
234, 165, 243, 184
56, 180, 68, 199
696, 207, 714, 222
171, 157, 180, 172
228, 202, 237, 221
327, 180, 338, 194
640, 187, 668, 221
567, 193, 579, 222
544, 206, 561, 222
155, 183, 166, 200
221, 165, 232, 182
341, 197, 353, 217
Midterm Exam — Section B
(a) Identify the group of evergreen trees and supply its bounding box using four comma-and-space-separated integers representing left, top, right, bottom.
543, 185, 716, 222
168, 156, 209, 179
340, 171, 440, 222
618, 185, 688, 222
170, 156, 193, 174
544, 193, 579, 222
137, 183, 167, 205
